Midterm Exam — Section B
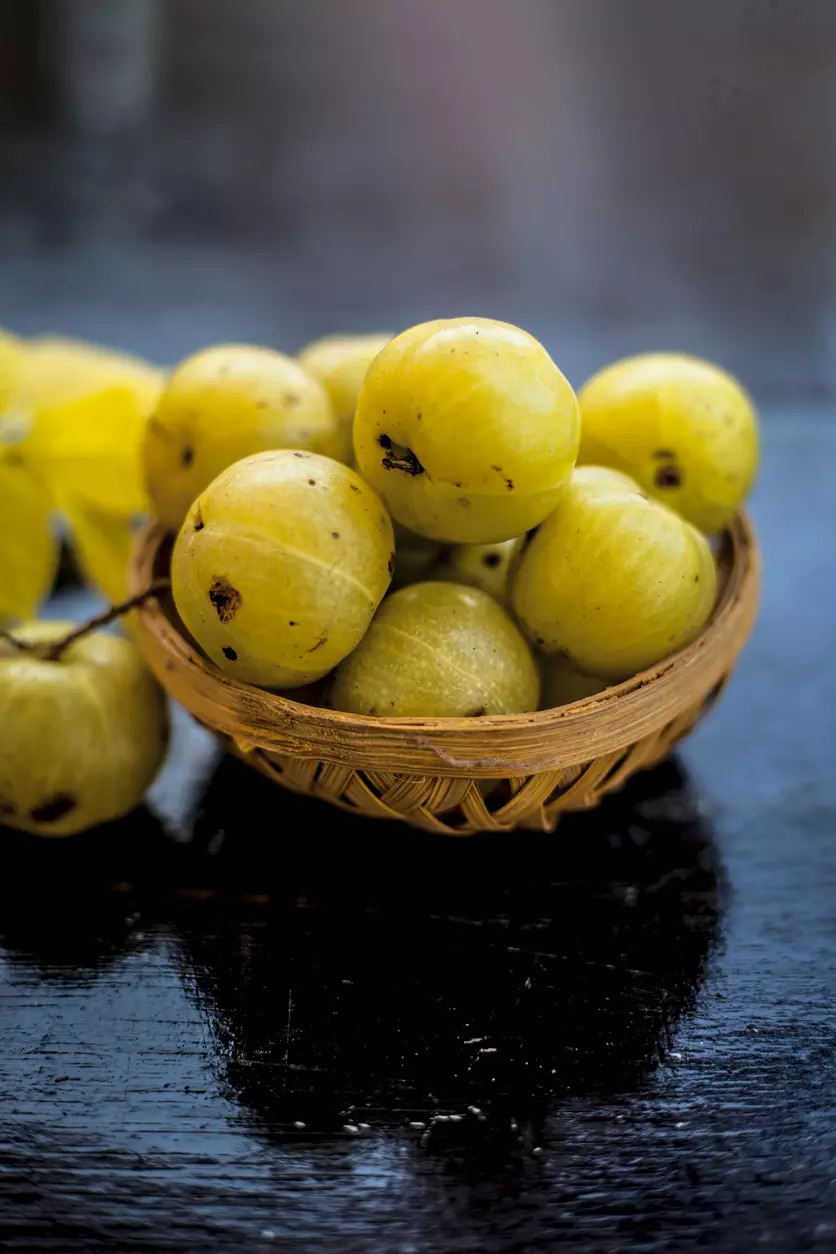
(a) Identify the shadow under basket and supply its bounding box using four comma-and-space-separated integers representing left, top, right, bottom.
130, 517, 760, 835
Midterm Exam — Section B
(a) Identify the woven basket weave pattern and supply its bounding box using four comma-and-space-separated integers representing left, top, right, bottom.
130, 516, 759, 835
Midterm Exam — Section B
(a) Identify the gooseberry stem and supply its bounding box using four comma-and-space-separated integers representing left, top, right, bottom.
0, 629, 30, 653
43, 579, 172, 661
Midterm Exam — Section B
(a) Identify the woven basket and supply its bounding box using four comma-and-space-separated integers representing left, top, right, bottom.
129, 515, 759, 835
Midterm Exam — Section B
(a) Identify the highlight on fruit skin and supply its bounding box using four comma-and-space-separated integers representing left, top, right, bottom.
171, 449, 394, 689
353, 317, 581, 544
510, 465, 718, 681
578, 352, 759, 534
297, 332, 392, 464
429, 535, 525, 603
0, 622, 168, 837
329, 580, 541, 718
144, 343, 342, 531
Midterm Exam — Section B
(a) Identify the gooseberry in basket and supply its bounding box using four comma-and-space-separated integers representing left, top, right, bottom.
578, 352, 758, 534
428, 535, 525, 604
353, 317, 580, 544
0, 622, 168, 837
329, 581, 540, 718
145, 344, 341, 530
171, 450, 394, 689
510, 466, 717, 681
541, 656, 610, 710
298, 332, 392, 464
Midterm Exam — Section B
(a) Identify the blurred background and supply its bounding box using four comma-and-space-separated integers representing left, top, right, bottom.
1, 0, 835, 399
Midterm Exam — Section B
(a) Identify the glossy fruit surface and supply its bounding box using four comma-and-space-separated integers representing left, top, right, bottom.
0, 623, 168, 836
511, 466, 717, 680
354, 318, 580, 543
145, 344, 340, 530
330, 580, 540, 717
297, 332, 392, 463
430, 536, 524, 602
172, 450, 394, 688
578, 352, 758, 533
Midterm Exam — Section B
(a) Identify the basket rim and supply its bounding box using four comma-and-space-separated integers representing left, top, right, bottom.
129, 513, 760, 776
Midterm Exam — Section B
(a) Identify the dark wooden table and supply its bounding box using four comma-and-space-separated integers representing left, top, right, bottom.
0, 411, 834, 1252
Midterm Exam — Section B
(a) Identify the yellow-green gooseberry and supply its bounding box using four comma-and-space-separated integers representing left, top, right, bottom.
0, 623, 168, 837
578, 352, 758, 534
541, 657, 610, 710
329, 581, 540, 718
297, 332, 392, 464
145, 344, 341, 530
429, 536, 525, 603
511, 466, 717, 680
172, 450, 394, 688
354, 317, 580, 544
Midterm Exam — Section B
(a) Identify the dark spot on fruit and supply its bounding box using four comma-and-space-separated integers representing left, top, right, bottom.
308, 634, 328, 652
483, 553, 501, 568
367, 707, 379, 716
0, 795, 16, 817
256, 399, 269, 410
469, 706, 487, 717
454, 481, 462, 488
534, 635, 545, 647
29, 793, 77, 824
655, 463, 682, 489
293, 452, 305, 458
283, 393, 300, 407
694, 574, 700, 582
193, 503, 204, 531
381, 444, 424, 476
457, 496, 471, 508
288, 621, 297, 626
180, 444, 194, 468
208, 576, 242, 623
416, 412, 423, 420
378, 434, 393, 449
653, 449, 675, 459
332, 531, 340, 539
388, 553, 395, 575
505, 478, 514, 491
349, 483, 361, 493
222, 646, 238, 661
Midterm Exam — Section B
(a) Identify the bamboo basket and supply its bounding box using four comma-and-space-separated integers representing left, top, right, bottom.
129, 515, 759, 835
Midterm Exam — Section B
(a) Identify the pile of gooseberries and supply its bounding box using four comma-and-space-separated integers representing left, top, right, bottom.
166, 317, 756, 719
0, 317, 759, 836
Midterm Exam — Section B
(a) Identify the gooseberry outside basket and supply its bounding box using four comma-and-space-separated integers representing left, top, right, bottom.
129, 516, 759, 835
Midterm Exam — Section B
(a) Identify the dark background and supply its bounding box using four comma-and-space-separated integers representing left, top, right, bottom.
3, 0, 836, 395
1, 3, 835, 1252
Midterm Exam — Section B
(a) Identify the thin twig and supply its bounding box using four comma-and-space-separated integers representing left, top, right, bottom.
0, 629, 31, 653
44, 579, 171, 661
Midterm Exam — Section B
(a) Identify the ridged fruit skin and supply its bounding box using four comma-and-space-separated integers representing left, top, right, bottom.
171, 450, 394, 689
354, 317, 580, 544
511, 466, 718, 681
330, 580, 540, 718
145, 344, 341, 530
578, 352, 758, 534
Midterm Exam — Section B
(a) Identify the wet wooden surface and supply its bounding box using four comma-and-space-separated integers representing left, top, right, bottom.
1, 415, 835, 1251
